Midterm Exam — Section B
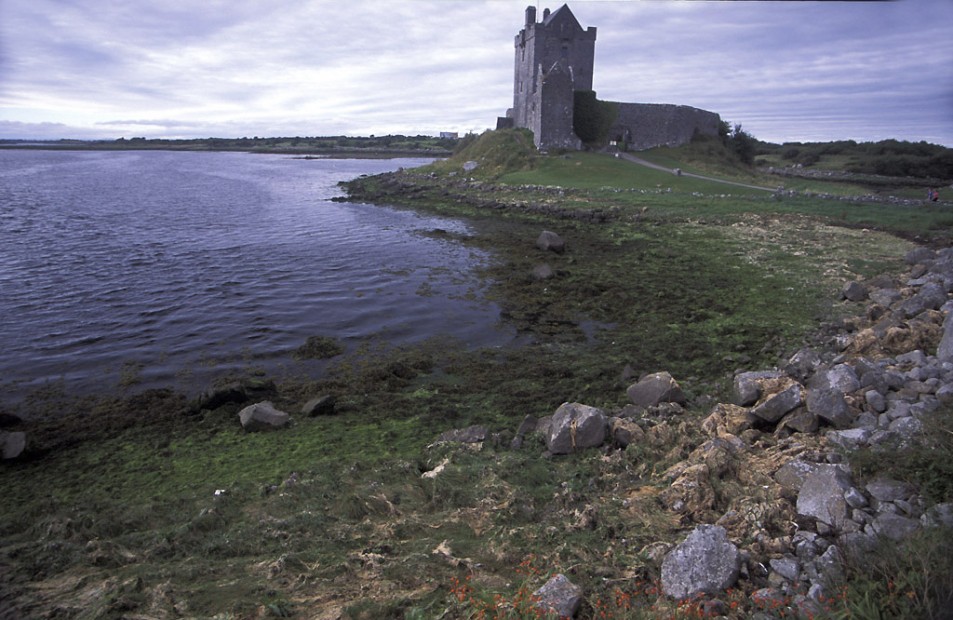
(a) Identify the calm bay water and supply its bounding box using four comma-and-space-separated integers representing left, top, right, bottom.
0, 149, 512, 405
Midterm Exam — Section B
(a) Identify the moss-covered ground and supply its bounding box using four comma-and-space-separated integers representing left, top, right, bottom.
0, 130, 948, 618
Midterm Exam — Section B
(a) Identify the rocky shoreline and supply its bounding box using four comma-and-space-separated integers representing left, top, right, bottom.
3, 197, 950, 616
424, 243, 953, 617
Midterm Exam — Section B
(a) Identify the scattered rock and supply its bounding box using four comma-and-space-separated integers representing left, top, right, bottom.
533, 574, 582, 618
532, 263, 555, 280
774, 460, 821, 493
842, 280, 868, 302
733, 370, 782, 406
871, 512, 921, 541
779, 407, 818, 434
510, 415, 538, 450
805, 388, 853, 428
796, 465, 853, 530
301, 394, 336, 416
826, 428, 871, 451
609, 416, 645, 448
194, 382, 247, 411
238, 401, 291, 432
905, 247, 935, 265
938, 312, 953, 361
701, 403, 756, 437
784, 349, 822, 383
435, 425, 488, 445
536, 230, 565, 253
751, 384, 803, 423
661, 525, 740, 599
865, 478, 917, 503
0, 431, 27, 460
192, 378, 277, 412
660, 463, 717, 520
546, 402, 606, 455
627, 371, 686, 407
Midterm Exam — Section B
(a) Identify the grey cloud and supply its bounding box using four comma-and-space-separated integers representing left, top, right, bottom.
1, 0, 951, 144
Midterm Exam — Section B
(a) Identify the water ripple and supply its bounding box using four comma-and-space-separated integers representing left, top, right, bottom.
0, 150, 513, 404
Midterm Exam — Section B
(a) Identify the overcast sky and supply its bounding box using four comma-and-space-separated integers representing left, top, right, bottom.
1, 0, 951, 145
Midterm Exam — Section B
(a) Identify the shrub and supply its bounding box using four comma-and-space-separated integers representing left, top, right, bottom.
850, 405, 953, 505
837, 526, 953, 620
574, 90, 618, 147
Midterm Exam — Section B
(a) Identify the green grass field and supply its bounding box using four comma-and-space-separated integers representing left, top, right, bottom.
1, 130, 950, 619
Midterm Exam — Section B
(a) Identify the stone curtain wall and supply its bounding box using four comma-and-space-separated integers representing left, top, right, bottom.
610, 103, 722, 151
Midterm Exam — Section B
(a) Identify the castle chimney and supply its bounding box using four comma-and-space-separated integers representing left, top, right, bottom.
543, 8, 550, 20
525, 6, 536, 26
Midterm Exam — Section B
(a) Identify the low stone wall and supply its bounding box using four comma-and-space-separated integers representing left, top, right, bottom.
609, 103, 722, 151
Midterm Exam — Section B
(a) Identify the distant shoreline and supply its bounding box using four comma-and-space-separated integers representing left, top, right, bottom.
0, 135, 454, 158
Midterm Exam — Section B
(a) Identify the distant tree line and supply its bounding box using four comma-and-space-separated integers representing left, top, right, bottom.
102, 135, 459, 153
761, 138, 953, 180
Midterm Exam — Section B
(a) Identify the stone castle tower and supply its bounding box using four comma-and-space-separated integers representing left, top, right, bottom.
507, 5, 596, 151
500, 4, 722, 152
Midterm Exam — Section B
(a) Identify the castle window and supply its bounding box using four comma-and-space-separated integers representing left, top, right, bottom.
561, 44, 569, 58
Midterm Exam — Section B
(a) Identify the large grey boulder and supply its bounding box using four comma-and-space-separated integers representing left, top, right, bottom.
774, 459, 821, 492
784, 349, 823, 383
871, 513, 921, 541
627, 372, 686, 407
869, 287, 903, 307
842, 280, 868, 302
732, 370, 783, 406
0, 431, 26, 460
533, 574, 582, 618
661, 524, 740, 599
796, 465, 853, 530
905, 247, 936, 265
806, 388, 853, 428
899, 281, 947, 318
238, 401, 291, 432
938, 312, 953, 361
865, 478, 917, 503
751, 384, 803, 423
546, 402, 607, 455
826, 428, 872, 451
824, 364, 861, 394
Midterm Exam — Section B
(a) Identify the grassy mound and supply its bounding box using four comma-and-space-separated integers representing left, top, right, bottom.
429, 128, 538, 179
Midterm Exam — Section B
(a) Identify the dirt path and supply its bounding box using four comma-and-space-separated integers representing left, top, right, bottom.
617, 152, 777, 192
